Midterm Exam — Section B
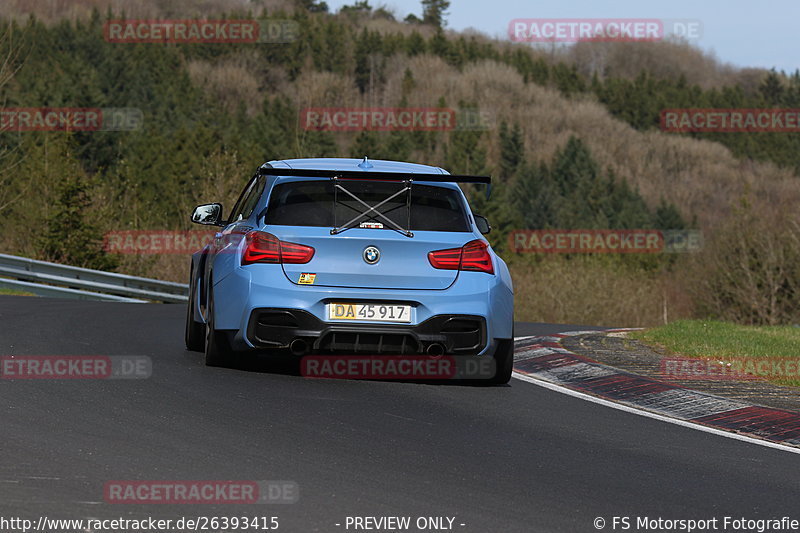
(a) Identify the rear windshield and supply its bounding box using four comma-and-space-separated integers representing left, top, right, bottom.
264, 180, 470, 232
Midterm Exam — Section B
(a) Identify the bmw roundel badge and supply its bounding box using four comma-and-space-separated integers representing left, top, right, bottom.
363, 246, 380, 264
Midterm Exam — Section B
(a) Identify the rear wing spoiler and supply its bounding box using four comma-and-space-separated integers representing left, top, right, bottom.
258, 167, 491, 185
258, 167, 492, 238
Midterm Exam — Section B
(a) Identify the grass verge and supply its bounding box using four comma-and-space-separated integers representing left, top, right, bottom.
631, 320, 800, 386
0, 287, 35, 296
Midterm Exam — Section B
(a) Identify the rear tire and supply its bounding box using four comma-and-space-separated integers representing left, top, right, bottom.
204, 288, 236, 368
489, 336, 514, 385
185, 265, 205, 352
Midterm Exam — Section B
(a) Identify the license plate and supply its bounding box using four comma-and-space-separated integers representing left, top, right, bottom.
328, 303, 411, 323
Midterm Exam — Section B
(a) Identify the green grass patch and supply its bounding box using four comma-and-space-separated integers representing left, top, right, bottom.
0, 287, 34, 296
632, 320, 800, 386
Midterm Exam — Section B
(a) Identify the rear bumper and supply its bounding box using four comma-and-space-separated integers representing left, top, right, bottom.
246, 309, 486, 354
213, 263, 514, 356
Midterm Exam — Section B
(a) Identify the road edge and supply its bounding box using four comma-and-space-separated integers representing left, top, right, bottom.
513, 331, 800, 453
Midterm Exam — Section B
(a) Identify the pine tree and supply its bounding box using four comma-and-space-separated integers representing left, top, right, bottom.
421, 0, 450, 28
298, 0, 329, 13
759, 70, 784, 106
401, 68, 416, 99
354, 29, 384, 94
351, 131, 383, 159
340, 1, 372, 16
39, 138, 118, 271
405, 31, 426, 56
444, 121, 486, 176
353, 28, 371, 93
498, 121, 524, 180
653, 200, 686, 230
510, 161, 557, 229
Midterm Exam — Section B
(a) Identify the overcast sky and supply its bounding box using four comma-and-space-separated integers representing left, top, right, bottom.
324, 0, 798, 73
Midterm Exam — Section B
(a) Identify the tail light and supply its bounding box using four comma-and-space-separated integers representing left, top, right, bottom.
242, 231, 315, 265
428, 239, 494, 274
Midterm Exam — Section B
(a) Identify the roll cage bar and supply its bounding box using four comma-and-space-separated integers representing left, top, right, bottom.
258, 167, 491, 238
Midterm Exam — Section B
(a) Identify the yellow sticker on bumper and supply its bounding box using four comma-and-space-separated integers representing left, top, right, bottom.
298, 273, 316, 285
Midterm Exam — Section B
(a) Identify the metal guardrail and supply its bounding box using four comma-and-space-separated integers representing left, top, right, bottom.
0, 253, 188, 303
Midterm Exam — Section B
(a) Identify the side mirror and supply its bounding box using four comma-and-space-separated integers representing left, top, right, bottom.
474, 214, 491, 235
191, 203, 225, 226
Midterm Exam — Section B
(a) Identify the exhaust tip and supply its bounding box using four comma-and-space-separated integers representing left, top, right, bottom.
289, 339, 310, 356
426, 343, 445, 356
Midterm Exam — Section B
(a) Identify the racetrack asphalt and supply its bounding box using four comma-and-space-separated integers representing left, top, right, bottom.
2, 295, 800, 532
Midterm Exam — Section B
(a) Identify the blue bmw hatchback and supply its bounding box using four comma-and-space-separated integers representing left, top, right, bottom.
185, 158, 514, 383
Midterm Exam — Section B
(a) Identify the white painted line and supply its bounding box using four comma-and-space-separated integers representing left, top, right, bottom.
559, 330, 606, 336
529, 335, 567, 343
512, 370, 800, 456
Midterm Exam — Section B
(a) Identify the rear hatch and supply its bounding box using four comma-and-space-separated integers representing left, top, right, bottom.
263, 178, 473, 290
277, 228, 471, 289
